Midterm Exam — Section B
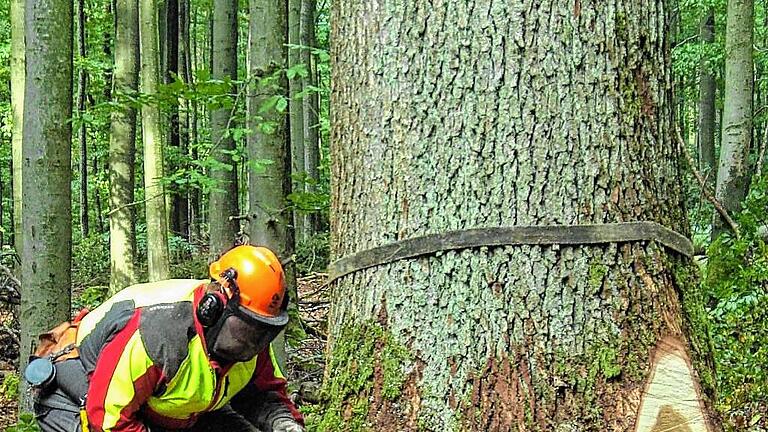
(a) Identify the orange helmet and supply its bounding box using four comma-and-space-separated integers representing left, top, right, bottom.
209, 245, 287, 320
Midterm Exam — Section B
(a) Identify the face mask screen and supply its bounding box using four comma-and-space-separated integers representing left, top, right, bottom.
208, 305, 285, 362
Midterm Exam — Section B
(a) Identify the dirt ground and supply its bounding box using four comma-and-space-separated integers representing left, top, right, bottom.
0, 273, 328, 431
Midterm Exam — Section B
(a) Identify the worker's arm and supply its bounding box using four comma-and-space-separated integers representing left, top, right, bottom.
85, 310, 164, 432
233, 344, 304, 431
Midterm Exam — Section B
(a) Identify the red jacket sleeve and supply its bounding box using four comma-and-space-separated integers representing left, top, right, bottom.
250, 344, 304, 425
85, 310, 164, 432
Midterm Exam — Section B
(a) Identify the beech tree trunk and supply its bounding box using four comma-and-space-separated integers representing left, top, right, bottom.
209, 0, 240, 256
21, 0, 73, 409
108, 0, 140, 294
698, 9, 716, 185
10, 0, 24, 264
247, 0, 293, 372
178, 0, 191, 240
288, 0, 307, 242
327, 2, 721, 431
166, 0, 183, 238
139, 0, 171, 280
301, 0, 320, 236
714, 0, 753, 239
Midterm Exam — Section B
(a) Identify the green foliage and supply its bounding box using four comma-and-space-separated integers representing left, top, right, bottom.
72, 234, 111, 290
295, 233, 330, 275
704, 177, 768, 425
168, 245, 209, 280
73, 285, 109, 311
0, 371, 19, 400
5, 413, 42, 432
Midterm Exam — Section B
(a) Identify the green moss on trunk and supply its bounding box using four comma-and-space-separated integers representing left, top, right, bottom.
307, 320, 412, 432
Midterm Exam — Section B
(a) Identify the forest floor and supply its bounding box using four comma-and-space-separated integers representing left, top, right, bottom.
0, 273, 329, 431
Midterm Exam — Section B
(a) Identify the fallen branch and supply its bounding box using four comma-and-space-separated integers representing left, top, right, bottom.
676, 126, 740, 238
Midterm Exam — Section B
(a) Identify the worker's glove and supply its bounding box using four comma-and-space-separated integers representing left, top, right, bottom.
271, 417, 304, 432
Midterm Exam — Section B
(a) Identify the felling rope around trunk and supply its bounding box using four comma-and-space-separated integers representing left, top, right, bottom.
327, 222, 694, 283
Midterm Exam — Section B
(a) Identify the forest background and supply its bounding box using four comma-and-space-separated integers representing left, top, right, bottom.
0, 0, 766, 431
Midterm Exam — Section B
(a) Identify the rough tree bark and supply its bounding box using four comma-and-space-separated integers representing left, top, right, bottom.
247, 0, 294, 371
326, 1, 721, 431
21, 0, 73, 409
714, 0, 753, 239
209, 0, 240, 257
139, 0, 171, 280
697, 9, 716, 185
108, 0, 140, 294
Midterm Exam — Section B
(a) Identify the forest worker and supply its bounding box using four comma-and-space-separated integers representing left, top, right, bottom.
27, 245, 305, 432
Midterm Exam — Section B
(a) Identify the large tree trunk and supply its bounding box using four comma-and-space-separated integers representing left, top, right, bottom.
209, 0, 240, 257
698, 9, 716, 185
139, 0, 171, 280
288, 0, 306, 243
108, 0, 140, 294
301, 0, 320, 236
247, 0, 293, 372
326, 2, 721, 431
714, 0, 753, 239
10, 0, 24, 265
77, 0, 90, 238
21, 0, 73, 410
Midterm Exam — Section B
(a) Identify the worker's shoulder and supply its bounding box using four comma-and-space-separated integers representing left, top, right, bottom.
137, 293, 199, 374
119, 279, 207, 307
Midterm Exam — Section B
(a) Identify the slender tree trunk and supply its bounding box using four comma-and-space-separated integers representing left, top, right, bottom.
288, 0, 306, 243
10, 0, 24, 264
248, 0, 293, 373
166, 0, 183, 237
301, 0, 320, 236
21, 0, 73, 410
0, 150, 4, 248
189, 4, 201, 240
94, 157, 106, 235
698, 9, 717, 185
139, 0, 171, 281
77, 0, 90, 238
103, 0, 114, 102
714, 0, 754, 239
6, 158, 11, 248
109, 0, 140, 294
178, 0, 191, 240
326, 1, 721, 431
158, 0, 167, 82
209, 0, 240, 256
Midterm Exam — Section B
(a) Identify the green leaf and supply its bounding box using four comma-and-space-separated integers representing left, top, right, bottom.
276, 97, 288, 113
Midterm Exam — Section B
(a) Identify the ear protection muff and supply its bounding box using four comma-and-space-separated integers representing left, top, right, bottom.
197, 268, 240, 327
197, 290, 227, 327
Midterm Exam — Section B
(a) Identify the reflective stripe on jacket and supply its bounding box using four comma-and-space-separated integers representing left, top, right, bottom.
75, 279, 302, 432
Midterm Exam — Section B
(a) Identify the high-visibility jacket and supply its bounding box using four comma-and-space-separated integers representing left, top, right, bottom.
75, 279, 302, 432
